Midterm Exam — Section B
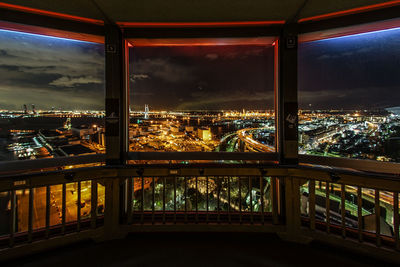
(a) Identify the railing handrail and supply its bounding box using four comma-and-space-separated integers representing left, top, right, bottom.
0, 154, 106, 174
299, 154, 400, 175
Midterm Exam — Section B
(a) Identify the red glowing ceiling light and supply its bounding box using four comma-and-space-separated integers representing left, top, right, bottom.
127, 37, 276, 47
117, 21, 285, 28
298, 0, 400, 23
0, 2, 104, 25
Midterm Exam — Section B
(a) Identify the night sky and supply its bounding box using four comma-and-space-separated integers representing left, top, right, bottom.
0, 29, 105, 111
299, 27, 400, 110
1, 27, 400, 111
129, 45, 274, 111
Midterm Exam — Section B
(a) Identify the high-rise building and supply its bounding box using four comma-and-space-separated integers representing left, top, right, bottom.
198, 127, 212, 141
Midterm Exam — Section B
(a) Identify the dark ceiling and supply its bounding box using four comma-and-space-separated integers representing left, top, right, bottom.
0, 0, 396, 23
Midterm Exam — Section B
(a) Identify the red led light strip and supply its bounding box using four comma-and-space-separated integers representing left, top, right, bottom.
117, 21, 285, 28
299, 0, 400, 23
0, 2, 104, 25
127, 37, 275, 47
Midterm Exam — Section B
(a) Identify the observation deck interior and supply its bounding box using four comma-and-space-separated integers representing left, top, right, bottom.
0, 0, 400, 265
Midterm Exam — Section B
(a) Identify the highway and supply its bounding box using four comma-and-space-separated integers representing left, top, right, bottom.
236, 128, 275, 152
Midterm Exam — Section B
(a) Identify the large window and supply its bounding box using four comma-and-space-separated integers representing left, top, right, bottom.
129, 44, 275, 157
0, 29, 105, 163
299, 27, 400, 163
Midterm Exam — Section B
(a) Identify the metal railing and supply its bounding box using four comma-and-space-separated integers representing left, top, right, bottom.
123, 176, 279, 225
0, 164, 399, 262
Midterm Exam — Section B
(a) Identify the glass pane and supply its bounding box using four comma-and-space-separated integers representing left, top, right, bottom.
32, 186, 46, 230
80, 181, 92, 219
97, 182, 105, 215
341, 185, 359, 229
49, 184, 62, 226
0, 29, 105, 165
65, 182, 77, 223
380, 191, 394, 237
196, 177, 208, 211
300, 180, 309, 217
164, 177, 175, 211
299, 28, 400, 163
263, 177, 272, 213
129, 45, 275, 162
133, 177, 143, 211
16, 189, 29, 232
175, 177, 186, 211
153, 178, 163, 211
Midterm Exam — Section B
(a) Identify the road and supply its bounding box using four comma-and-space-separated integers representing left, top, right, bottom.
236, 128, 275, 152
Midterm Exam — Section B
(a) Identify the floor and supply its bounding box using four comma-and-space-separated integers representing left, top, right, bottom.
4, 232, 389, 267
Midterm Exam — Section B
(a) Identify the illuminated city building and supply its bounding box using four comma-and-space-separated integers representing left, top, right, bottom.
197, 127, 212, 141
0, 1, 399, 266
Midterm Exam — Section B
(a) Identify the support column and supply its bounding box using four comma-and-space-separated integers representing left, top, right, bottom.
276, 24, 299, 165
105, 24, 129, 165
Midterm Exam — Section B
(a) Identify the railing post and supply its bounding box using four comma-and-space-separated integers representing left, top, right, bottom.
104, 177, 122, 239
279, 177, 311, 244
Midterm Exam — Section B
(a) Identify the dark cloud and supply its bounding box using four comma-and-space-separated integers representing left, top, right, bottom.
129, 45, 274, 111
0, 30, 105, 110
299, 28, 400, 109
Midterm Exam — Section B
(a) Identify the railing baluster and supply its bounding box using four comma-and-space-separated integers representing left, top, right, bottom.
239, 177, 242, 224
249, 177, 253, 224
228, 177, 231, 224
127, 178, 133, 224
206, 176, 209, 223
341, 184, 346, 238
272, 177, 278, 225
45, 185, 50, 239
28, 188, 33, 243
141, 177, 144, 224
90, 180, 97, 229
195, 177, 198, 224
375, 189, 381, 247
309, 180, 316, 230
61, 183, 66, 235
184, 177, 188, 224
9, 190, 16, 247
394, 192, 399, 250
152, 177, 155, 225
357, 187, 363, 242
173, 176, 177, 224
326, 182, 330, 234
260, 176, 264, 225
163, 177, 166, 224
77, 181, 81, 232
217, 177, 220, 224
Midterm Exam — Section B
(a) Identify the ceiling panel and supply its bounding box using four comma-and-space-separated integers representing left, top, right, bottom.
0, 0, 397, 23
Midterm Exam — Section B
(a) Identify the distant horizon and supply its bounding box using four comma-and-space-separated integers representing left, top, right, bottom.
1, 106, 399, 113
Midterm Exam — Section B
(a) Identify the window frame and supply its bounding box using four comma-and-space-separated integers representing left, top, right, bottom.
124, 26, 280, 162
